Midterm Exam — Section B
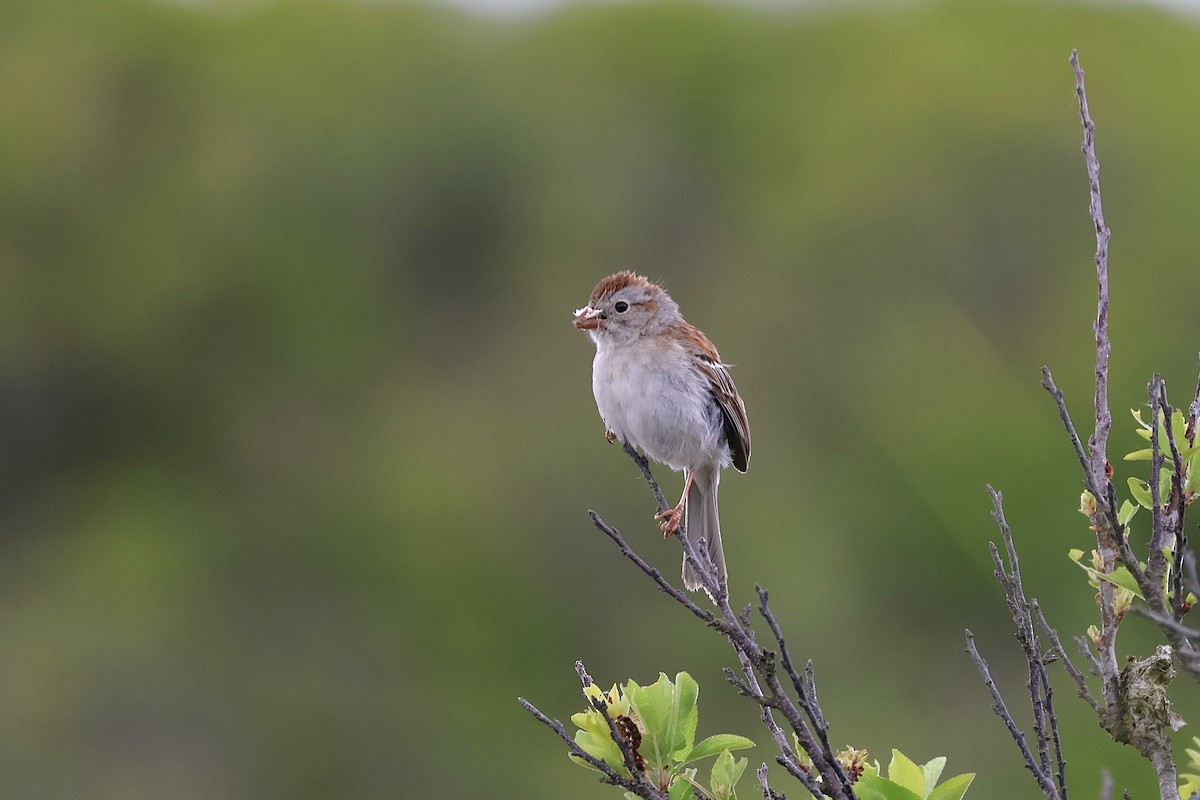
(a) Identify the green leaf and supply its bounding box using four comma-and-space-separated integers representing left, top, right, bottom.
887, 750, 926, 796
1118, 500, 1139, 526
1108, 566, 1144, 599
927, 772, 975, 800
1067, 549, 1145, 599
855, 773, 923, 800
668, 770, 697, 800
680, 734, 756, 765
625, 672, 699, 770
922, 756, 947, 797
1068, 548, 1085, 561
672, 671, 700, 758
1125, 448, 1154, 461
1128, 477, 1153, 509
709, 750, 748, 800
572, 727, 626, 774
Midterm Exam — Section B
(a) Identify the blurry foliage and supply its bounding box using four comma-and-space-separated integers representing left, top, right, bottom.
1, 0, 1199, 798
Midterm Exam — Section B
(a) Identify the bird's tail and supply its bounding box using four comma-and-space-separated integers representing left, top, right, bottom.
682, 464, 726, 599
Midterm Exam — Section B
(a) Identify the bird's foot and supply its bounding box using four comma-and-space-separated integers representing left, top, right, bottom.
605, 429, 618, 444
655, 504, 684, 537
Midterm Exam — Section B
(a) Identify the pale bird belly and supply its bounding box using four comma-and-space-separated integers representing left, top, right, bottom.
593, 355, 726, 472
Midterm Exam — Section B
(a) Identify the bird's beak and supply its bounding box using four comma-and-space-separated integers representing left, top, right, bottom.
573, 306, 604, 330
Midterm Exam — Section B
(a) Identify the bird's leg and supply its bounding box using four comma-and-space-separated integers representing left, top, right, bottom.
654, 469, 693, 537
605, 429, 618, 444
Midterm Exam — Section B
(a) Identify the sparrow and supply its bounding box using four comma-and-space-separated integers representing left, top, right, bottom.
574, 271, 750, 596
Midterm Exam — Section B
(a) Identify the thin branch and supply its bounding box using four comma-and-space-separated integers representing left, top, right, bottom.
587, 509, 718, 628
1128, 605, 1200, 639
757, 586, 812, 707
580, 664, 645, 781
1033, 600, 1101, 713
966, 630, 1062, 799
583, 446, 856, 800
1157, 381, 1190, 619
1186, 353, 1200, 446
1043, 367, 1104, 503
622, 440, 670, 513
1057, 49, 1125, 692
518, 697, 660, 797
1073, 635, 1105, 681
1149, 377, 1169, 566
576, 660, 594, 687
1071, 48, 1114, 500
736, 652, 821, 797
987, 495, 1051, 776
983, 485, 1070, 798
1184, 550, 1200, 604
616, 439, 727, 603
758, 763, 787, 800
756, 588, 850, 788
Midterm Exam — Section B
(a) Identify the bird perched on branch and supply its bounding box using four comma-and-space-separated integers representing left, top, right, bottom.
573, 271, 750, 598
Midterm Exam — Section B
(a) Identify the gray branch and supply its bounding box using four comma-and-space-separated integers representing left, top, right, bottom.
583, 446, 856, 799
1071, 49, 1113, 499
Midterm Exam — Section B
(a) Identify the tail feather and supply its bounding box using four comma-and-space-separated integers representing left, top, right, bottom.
682, 465, 726, 599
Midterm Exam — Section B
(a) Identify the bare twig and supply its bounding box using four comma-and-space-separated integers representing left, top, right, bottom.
1074, 634, 1104, 680
1148, 376, 1169, 568
1063, 51, 1127, 698
1043, 368, 1105, 506
618, 440, 727, 603
1032, 51, 1190, 799
580, 663, 646, 781
756, 588, 849, 787
1156, 381, 1190, 620
1033, 600, 1101, 713
518, 697, 663, 797
972, 486, 1070, 799
587, 509, 718, 628
1184, 551, 1200, 605
1071, 48, 1114, 500
622, 440, 671, 513
759, 763, 787, 800
734, 652, 817, 794
966, 629, 1063, 799
1129, 606, 1200, 639
1186, 353, 1200, 445
583, 447, 855, 799
576, 660, 594, 687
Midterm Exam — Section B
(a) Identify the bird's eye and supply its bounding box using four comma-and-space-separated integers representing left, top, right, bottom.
614, 301, 629, 313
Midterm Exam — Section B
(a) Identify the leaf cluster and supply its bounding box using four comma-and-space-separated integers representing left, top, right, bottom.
856, 750, 974, 800
570, 671, 755, 800
1125, 408, 1200, 509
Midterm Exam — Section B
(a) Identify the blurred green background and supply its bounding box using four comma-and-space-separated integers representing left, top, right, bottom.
3, 0, 1200, 797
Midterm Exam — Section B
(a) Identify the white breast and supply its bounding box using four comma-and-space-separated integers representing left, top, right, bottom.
591, 336, 729, 472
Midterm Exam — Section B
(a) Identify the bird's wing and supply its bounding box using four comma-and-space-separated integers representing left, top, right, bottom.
684, 324, 751, 473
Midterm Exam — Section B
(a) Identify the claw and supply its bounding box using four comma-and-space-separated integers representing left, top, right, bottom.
655, 504, 685, 537
605, 429, 618, 444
